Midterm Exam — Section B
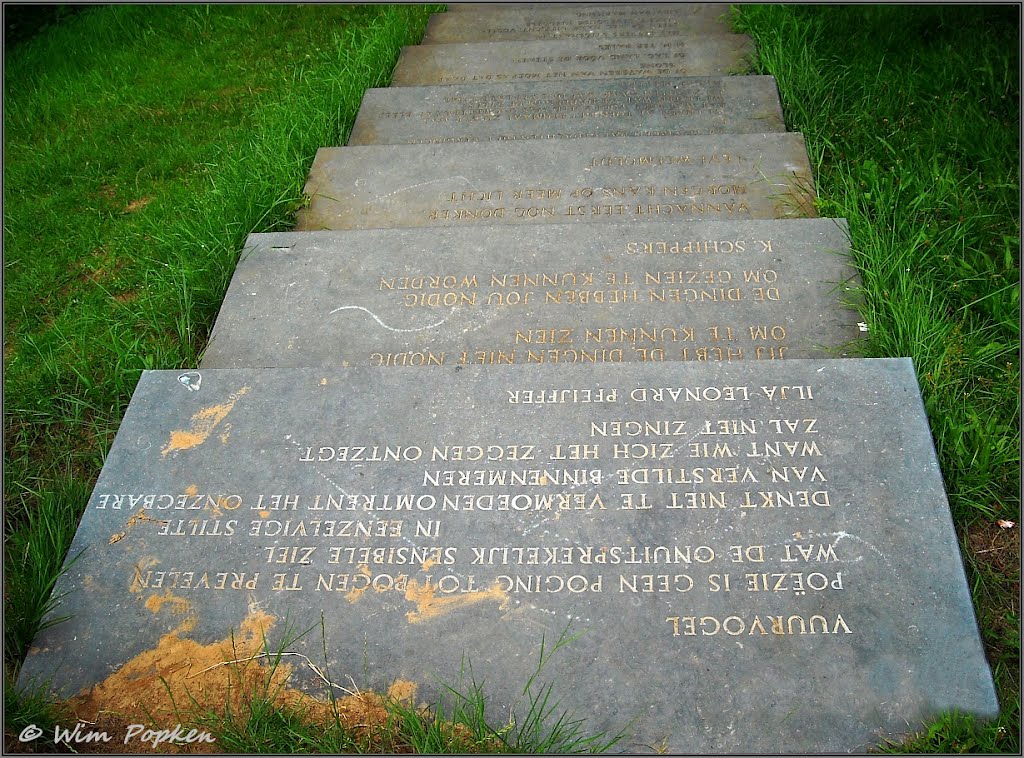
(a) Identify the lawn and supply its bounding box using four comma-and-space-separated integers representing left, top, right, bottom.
734, 4, 1020, 752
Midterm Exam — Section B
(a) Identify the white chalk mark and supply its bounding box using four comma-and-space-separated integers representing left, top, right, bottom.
831, 530, 892, 571
284, 435, 351, 497
459, 306, 505, 335
328, 304, 453, 333
311, 469, 350, 496
375, 176, 470, 202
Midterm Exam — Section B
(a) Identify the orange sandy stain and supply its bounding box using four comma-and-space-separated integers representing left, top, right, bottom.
144, 590, 195, 634
113, 511, 166, 544
259, 510, 270, 518
206, 494, 232, 518
70, 606, 277, 729
144, 590, 190, 616
144, 592, 195, 636
345, 564, 373, 604
127, 511, 165, 529
161, 386, 250, 456
403, 579, 508, 624
421, 557, 439, 571
129, 557, 160, 594
386, 679, 417, 703
65, 605, 421, 744
185, 484, 199, 496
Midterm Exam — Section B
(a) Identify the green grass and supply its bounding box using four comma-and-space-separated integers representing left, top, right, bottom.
4, 677, 71, 753
2, 1, 450, 747
195, 623, 625, 754
3, 3, 1020, 754
732, 4, 1020, 753
4, 1, 439, 661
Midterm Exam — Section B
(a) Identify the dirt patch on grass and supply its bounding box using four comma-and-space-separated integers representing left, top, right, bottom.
215, 85, 268, 98
965, 516, 1020, 688
91, 184, 154, 215
57, 247, 128, 298
122, 196, 154, 214
968, 517, 1021, 581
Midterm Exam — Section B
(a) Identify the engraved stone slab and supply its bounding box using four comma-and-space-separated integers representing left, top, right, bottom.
296, 134, 816, 231
349, 76, 786, 146
444, 2, 733, 16
423, 5, 735, 42
390, 36, 754, 87
444, 3, 731, 12
200, 220, 860, 370
18, 359, 999, 753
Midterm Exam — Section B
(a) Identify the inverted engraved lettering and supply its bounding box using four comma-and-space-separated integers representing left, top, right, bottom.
422, 468, 602, 487
667, 613, 852, 637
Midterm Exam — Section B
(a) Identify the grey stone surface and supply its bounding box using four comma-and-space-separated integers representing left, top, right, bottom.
423, 5, 735, 42
390, 36, 754, 86
296, 133, 816, 231
442, 3, 731, 19
19, 359, 999, 752
200, 220, 860, 370
348, 76, 785, 145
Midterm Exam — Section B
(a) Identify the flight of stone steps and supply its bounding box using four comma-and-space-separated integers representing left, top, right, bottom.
19, 5, 998, 753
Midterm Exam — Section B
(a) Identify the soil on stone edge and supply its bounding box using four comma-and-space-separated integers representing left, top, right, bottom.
7, 603, 420, 754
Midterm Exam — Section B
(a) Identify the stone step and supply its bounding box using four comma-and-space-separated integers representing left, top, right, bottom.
200, 219, 861, 369
18, 4, 1000, 753
348, 76, 786, 145
443, 3, 732, 10
296, 133, 817, 232
391, 35, 754, 87
17, 359, 999, 753
422, 4, 736, 43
